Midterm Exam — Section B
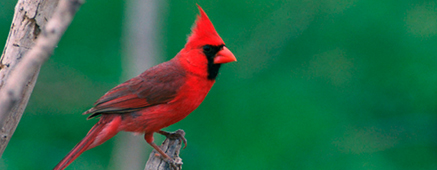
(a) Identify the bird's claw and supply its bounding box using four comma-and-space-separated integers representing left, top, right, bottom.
158, 129, 187, 149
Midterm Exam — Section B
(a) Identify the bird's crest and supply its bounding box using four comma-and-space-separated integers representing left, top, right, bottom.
185, 5, 225, 48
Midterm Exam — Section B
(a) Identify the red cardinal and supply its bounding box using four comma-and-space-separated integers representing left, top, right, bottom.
54, 5, 236, 170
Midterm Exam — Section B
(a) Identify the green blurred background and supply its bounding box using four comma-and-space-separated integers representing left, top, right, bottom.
1, 0, 436, 169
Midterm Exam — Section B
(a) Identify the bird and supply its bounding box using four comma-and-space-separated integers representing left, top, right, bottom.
54, 5, 236, 170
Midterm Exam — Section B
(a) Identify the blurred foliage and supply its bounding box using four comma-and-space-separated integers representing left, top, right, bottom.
1, 0, 436, 169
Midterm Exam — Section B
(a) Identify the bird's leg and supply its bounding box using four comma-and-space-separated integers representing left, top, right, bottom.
144, 133, 182, 169
158, 129, 187, 149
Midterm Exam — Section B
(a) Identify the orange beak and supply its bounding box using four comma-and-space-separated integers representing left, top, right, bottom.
214, 47, 237, 64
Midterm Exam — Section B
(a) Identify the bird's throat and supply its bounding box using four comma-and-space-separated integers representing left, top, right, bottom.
207, 63, 221, 80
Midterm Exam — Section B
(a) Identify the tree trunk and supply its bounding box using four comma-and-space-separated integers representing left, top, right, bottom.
109, 0, 167, 169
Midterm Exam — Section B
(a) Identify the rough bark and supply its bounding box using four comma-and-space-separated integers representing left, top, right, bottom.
144, 129, 184, 170
0, 0, 83, 156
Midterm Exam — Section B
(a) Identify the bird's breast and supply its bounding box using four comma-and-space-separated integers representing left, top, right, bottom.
170, 75, 215, 117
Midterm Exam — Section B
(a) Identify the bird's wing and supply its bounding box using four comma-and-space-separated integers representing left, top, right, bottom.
84, 62, 186, 119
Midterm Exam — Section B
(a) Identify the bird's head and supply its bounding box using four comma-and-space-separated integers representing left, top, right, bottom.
178, 5, 237, 80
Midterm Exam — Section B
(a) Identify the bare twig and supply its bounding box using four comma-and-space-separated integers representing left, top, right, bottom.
0, 0, 58, 155
144, 129, 185, 170
0, 0, 83, 156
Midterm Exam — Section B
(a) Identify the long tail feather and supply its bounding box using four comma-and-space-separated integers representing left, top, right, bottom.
54, 115, 121, 170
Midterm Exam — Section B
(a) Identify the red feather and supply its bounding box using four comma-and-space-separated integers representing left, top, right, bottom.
84, 61, 186, 119
54, 5, 236, 170
185, 5, 225, 48
54, 115, 122, 170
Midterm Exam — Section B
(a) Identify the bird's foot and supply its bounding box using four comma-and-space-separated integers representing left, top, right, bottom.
158, 129, 187, 149
154, 153, 183, 170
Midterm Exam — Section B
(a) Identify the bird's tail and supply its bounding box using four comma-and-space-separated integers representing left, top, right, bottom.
53, 115, 121, 170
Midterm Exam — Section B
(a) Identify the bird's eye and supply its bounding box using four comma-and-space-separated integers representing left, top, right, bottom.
203, 45, 212, 52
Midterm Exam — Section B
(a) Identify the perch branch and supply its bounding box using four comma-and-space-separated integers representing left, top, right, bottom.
0, 0, 83, 156
144, 129, 185, 170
